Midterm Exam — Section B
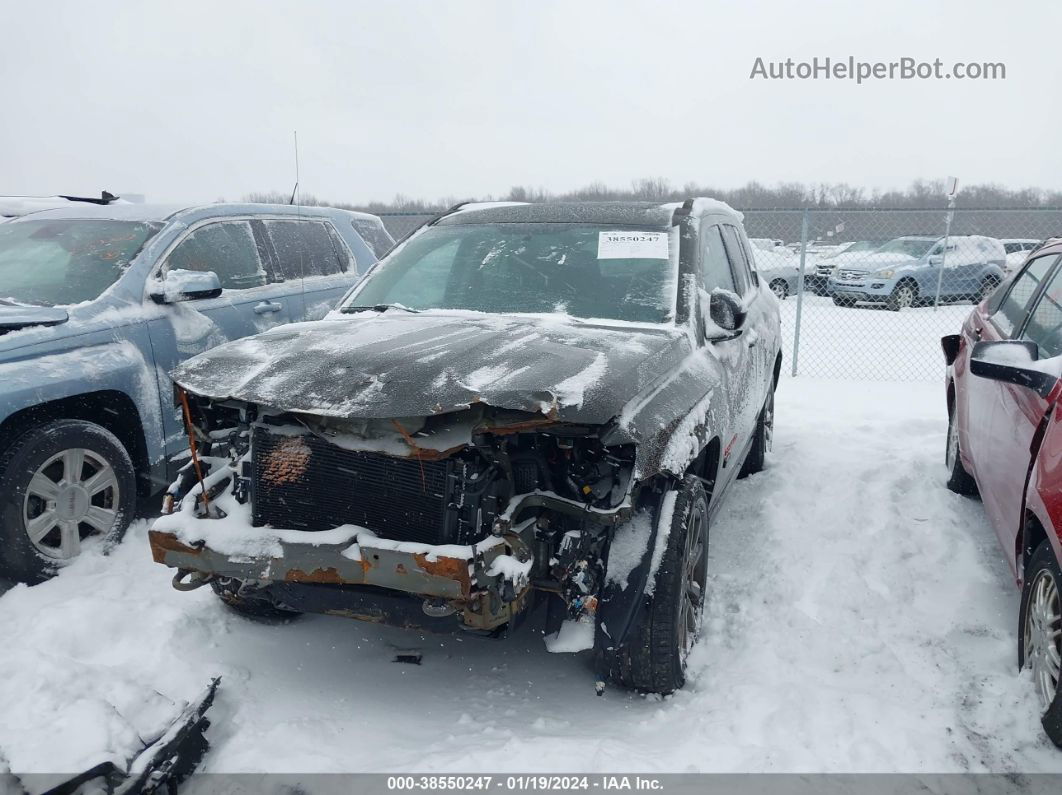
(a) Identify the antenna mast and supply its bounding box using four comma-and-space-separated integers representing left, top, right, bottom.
289, 130, 300, 205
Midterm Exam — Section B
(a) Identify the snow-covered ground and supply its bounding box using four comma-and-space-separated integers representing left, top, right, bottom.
1, 377, 1061, 776
779, 295, 973, 381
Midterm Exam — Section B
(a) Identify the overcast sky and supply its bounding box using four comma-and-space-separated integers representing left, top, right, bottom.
2, 0, 1059, 205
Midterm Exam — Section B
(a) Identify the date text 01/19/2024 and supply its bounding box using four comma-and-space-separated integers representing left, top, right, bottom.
386, 776, 665, 791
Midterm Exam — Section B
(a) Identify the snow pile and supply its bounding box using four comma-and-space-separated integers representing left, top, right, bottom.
544, 617, 595, 653
604, 510, 653, 590
2, 380, 1062, 774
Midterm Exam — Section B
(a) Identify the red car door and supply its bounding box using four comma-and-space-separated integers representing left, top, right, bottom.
965, 253, 1061, 573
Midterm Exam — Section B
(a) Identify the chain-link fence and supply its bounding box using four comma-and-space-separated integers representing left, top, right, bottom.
377, 208, 1062, 381
744, 208, 1061, 380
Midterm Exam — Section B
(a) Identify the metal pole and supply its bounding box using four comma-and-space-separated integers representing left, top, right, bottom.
791, 209, 810, 376
933, 198, 955, 310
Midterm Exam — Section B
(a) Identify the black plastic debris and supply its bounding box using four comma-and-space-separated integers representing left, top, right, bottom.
12, 677, 222, 795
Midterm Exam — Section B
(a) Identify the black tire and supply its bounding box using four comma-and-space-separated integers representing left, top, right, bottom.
945, 400, 978, 496
977, 276, 1002, 304
210, 578, 301, 622
602, 476, 709, 694
739, 385, 774, 478
769, 279, 788, 300
1018, 541, 1062, 748
0, 420, 136, 582
887, 281, 917, 312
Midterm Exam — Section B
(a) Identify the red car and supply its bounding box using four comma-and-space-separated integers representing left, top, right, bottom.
944, 238, 1062, 748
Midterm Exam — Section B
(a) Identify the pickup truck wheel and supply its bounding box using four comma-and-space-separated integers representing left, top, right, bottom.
603, 476, 708, 694
945, 404, 978, 496
887, 282, 917, 311
1019, 541, 1062, 748
739, 386, 774, 478
210, 578, 301, 622
0, 420, 136, 582
769, 279, 788, 300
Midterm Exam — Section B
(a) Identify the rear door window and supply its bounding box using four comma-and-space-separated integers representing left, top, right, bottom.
262, 219, 346, 280
165, 221, 266, 290
351, 217, 394, 258
991, 254, 1060, 337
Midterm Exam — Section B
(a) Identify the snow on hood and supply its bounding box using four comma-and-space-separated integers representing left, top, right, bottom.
171, 311, 690, 425
842, 252, 920, 270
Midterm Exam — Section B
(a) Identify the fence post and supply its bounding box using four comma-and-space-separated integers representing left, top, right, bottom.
933, 198, 955, 310
790, 209, 810, 376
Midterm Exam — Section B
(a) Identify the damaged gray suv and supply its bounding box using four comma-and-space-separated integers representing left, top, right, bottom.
150, 199, 782, 694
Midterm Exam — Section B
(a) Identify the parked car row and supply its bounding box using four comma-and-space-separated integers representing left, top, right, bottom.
0, 197, 394, 580
943, 237, 1062, 747
747, 233, 1049, 311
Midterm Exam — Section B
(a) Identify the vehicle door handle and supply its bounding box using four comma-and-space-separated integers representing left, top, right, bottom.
254, 301, 283, 315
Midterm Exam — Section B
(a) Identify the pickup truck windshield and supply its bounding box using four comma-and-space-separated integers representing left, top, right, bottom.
345, 223, 677, 323
0, 219, 160, 306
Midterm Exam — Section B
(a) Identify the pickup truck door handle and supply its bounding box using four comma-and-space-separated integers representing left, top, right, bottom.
254, 301, 283, 315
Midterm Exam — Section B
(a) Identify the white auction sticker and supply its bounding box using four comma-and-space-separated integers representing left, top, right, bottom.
596, 231, 669, 260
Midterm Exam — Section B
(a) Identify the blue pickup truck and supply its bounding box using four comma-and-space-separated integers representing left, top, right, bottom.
0, 200, 392, 580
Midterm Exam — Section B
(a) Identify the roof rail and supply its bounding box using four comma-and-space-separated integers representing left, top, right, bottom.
57, 191, 120, 205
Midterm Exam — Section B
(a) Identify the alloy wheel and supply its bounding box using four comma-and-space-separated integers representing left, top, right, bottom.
22, 448, 120, 559
677, 508, 708, 658
1025, 568, 1062, 710
896, 285, 915, 309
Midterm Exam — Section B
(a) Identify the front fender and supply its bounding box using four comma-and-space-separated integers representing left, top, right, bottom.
0, 337, 163, 463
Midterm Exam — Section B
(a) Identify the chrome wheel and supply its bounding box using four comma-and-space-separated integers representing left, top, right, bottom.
677, 508, 707, 658
895, 284, 915, 309
22, 448, 120, 559
770, 280, 788, 300
1025, 568, 1062, 710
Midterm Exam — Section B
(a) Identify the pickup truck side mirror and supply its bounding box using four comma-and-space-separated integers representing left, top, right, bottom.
969, 340, 1058, 399
150, 269, 223, 303
706, 291, 747, 342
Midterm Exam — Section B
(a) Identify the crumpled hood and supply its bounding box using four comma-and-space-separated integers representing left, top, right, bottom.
0, 303, 69, 333
171, 311, 691, 424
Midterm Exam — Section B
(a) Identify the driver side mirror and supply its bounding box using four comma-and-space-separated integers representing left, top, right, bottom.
150, 269, 223, 303
969, 340, 1058, 399
706, 291, 747, 342
928, 255, 944, 265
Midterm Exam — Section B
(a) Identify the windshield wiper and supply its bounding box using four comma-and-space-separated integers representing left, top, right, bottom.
341, 304, 420, 314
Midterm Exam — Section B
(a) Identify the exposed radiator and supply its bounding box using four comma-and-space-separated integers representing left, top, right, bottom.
251, 428, 450, 544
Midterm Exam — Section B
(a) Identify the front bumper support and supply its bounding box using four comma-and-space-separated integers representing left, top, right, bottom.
148, 529, 526, 631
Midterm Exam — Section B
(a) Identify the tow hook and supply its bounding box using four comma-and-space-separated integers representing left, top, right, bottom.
422, 598, 456, 617
172, 568, 214, 592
